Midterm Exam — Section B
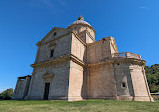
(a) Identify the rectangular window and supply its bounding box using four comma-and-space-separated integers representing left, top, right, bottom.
50, 50, 54, 58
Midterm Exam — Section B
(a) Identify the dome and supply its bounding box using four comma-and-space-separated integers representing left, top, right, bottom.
67, 16, 96, 38
68, 16, 91, 27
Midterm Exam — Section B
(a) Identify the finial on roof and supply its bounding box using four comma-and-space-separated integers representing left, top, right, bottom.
78, 15, 84, 21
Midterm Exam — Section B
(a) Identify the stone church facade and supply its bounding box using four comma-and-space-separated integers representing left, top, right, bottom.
13, 16, 153, 101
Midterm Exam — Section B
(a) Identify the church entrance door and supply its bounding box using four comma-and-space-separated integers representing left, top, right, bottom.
44, 83, 50, 100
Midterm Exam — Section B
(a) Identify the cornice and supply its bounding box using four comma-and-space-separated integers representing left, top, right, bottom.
112, 58, 146, 64
72, 30, 87, 46
31, 53, 145, 69
36, 27, 71, 46
31, 54, 85, 68
70, 54, 85, 67
110, 41, 118, 53
31, 54, 70, 68
37, 31, 72, 46
36, 29, 87, 47
85, 30, 95, 41
113, 39, 119, 52
67, 23, 96, 37
87, 38, 104, 46
87, 58, 146, 67
78, 30, 95, 41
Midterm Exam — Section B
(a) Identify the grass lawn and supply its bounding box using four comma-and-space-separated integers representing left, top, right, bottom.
0, 100, 159, 112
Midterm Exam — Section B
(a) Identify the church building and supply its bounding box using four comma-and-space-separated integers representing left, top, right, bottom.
12, 16, 153, 101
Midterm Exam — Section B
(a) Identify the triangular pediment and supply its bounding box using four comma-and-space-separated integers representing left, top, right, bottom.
42, 72, 54, 83
42, 72, 54, 78
36, 27, 71, 46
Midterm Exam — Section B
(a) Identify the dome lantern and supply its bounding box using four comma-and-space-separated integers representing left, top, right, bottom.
78, 16, 84, 21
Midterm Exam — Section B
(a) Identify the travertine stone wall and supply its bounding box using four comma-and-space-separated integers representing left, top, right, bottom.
27, 30, 72, 100
86, 27, 95, 39
69, 25, 95, 39
87, 37, 118, 64
85, 33, 94, 43
40, 28, 71, 44
88, 63, 117, 99
12, 76, 31, 100
129, 65, 152, 101
27, 61, 70, 100
35, 33, 72, 63
13, 80, 25, 99
113, 60, 153, 101
68, 61, 84, 101
77, 31, 94, 43
71, 33, 86, 62
114, 62, 134, 100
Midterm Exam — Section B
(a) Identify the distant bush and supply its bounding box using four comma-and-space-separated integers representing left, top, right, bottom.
0, 88, 14, 100
0, 95, 3, 100
151, 95, 159, 100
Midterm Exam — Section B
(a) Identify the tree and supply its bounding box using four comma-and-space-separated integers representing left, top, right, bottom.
0, 88, 14, 100
145, 64, 159, 93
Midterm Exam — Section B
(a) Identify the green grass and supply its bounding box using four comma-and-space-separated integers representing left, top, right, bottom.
0, 100, 159, 112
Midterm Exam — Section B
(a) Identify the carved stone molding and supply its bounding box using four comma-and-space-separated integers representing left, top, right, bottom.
49, 42, 56, 50
42, 72, 54, 83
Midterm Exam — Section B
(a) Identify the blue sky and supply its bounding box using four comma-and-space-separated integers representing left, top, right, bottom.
0, 0, 159, 91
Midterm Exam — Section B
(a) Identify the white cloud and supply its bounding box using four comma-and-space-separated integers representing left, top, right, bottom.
138, 6, 149, 9
29, 0, 68, 11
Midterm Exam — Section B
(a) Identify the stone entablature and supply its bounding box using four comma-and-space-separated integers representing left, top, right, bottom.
13, 16, 153, 102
